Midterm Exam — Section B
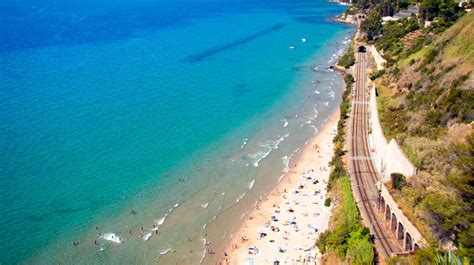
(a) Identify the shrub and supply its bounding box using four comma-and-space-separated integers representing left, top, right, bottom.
370, 69, 385, 80
346, 237, 375, 265
391, 173, 406, 190
325, 197, 332, 207
338, 45, 356, 69
317, 72, 374, 264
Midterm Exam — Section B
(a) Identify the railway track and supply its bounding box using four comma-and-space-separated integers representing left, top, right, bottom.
349, 48, 402, 258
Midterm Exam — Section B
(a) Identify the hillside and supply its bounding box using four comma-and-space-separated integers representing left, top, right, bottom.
373, 10, 473, 262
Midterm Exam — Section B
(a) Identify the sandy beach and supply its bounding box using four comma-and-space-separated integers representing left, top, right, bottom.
221, 111, 340, 264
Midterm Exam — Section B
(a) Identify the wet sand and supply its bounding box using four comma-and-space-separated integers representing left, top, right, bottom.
221, 110, 339, 264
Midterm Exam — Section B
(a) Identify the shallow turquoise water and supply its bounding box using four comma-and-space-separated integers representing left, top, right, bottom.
0, 0, 353, 263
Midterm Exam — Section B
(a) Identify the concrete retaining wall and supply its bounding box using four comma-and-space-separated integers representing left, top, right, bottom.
377, 182, 426, 251
369, 45, 386, 70
368, 86, 417, 180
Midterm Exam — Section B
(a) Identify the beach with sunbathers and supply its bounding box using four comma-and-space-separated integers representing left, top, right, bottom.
222, 111, 339, 264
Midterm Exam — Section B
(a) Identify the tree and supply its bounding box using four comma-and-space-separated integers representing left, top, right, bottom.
354, 0, 373, 9
361, 10, 383, 41
391, 173, 406, 190
420, 0, 461, 23
380, 0, 396, 16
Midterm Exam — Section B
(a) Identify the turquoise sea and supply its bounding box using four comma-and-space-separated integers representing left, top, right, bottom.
0, 0, 353, 263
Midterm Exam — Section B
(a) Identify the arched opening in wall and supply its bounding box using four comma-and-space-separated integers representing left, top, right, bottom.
377, 192, 381, 209
385, 206, 391, 221
398, 222, 405, 240
391, 213, 397, 231
414, 243, 420, 252
358, 46, 367, 53
380, 197, 385, 213
406, 233, 413, 252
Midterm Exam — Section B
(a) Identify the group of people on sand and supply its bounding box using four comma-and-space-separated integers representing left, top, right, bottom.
235, 165, 331, 264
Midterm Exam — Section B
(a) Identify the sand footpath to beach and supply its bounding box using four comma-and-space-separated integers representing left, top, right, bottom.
221, 111, 339, 264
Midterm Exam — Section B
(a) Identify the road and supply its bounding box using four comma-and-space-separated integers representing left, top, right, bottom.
348, 47, 403, 258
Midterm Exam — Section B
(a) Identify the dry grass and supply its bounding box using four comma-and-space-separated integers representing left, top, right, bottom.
441, 12, 474, 65
370, 10, 474, 259
448, 123, 473, 143
321, 252, 347, 265
386, 181, 432, 241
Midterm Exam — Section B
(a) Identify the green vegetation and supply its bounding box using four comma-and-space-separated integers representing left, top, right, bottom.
325, 197, 332, 207
337, 44, 355, 69
389, 249, 471, 265
375, 15, 420, 63
373, 11, 474, 261
420, 0, 463, 31
353, 0, 414, 11
317, 74, 375, 264
317, 177, 374, 264
358, 0, 465, 64
370, 69, 385, 80
390, 173, 406, 190
340, 2, 472, 261
361, 10, 382, 41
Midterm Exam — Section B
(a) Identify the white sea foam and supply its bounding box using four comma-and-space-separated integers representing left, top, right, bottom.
310, 125, 318, 133
248, 179, 255, 190
281, 119, 288, 127
241, 138, 248, 149
249, 149, 272, 167
156, 215, 167, 226
249, 134, 289, 167
278, 174, 285, 182
174, 203, 180, 208
236, 193, 246, 203
101, 233, 122, 244
282, 155, 290, 173
198, 239, 207, 264
329, 90, 335, 100
324, 101, 329, 106
159, 248, 172, 255
143, 231, 152, 241
201, 202, 209, 209
314, 90, 320, 94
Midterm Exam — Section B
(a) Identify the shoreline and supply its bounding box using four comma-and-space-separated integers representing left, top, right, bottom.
220, 110, 340, 264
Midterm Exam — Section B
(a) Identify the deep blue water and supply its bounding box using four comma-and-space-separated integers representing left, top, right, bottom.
0, 0, 351, 263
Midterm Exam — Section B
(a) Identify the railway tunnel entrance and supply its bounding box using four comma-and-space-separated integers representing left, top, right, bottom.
358, 46, 367, 53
